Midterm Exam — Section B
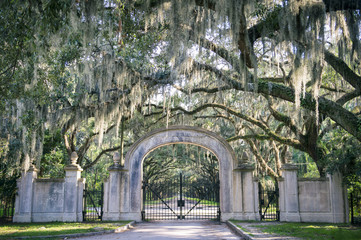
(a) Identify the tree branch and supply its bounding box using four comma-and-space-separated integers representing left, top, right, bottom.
324, 50, 361, 91
246, 139, 279, 179
336, 89, 361, 105
156, 102, 305, 150
82, 143, 131, 170
267, 99, 301, 136
227, 134, 271, 142
183, 61, 361, 142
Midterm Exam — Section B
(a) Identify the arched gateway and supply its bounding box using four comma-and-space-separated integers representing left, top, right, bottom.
102, 125, 260, 221
13, 125, 348, 223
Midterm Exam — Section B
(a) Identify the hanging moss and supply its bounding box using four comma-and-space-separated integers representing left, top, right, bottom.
2, 0, 360, 174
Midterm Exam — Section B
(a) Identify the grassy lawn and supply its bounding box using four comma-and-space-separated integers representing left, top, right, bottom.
0, 221, 132, 239
145, 196, 177, 205
184, 197, 219, 206
248, 222, 361, 240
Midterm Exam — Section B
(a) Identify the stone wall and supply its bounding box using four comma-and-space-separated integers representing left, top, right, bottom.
297, 174, 348, 223
279, 164, 348, 223
32, 179, 66, 222
298, 178, 330, 212
13, 154, 85, 223
12, 131, 349, 224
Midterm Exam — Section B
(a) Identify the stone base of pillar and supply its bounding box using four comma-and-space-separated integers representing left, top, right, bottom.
63, 213, 78, 222
220, 212, 233, 222
299, 213, 340, 223
280, 212, 301, 222
103, 212, 141, 221
102, 212, 121, 221
13, 213, 31, 223
77, 212, 83, 222
229, 212, 260, 221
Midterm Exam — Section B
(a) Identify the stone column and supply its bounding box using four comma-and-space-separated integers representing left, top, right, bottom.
119, 168, 130, 219
13, 165, 39, 222
232, 152, 258, 220
241, 163, 258, 220
279, 164, 300, 222
103, 152, 131, 220
233, 167, 244, 214
328, 172, 348, 223
105, 165, 122, 220
63, 152, 83, 222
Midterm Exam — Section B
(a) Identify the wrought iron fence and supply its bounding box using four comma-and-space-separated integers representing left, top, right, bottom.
349, 186, 361, 225
258, 181, 280, 221
0, 193, 15, 222
83, 183, 103, 221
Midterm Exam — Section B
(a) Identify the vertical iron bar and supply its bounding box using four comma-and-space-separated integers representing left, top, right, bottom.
83, 184, 87, 221
180, 173, 183, 220
185, 176, 187, 220
100, 183, 104, 220
351, 192, 354, 224
142, 181, 145, 220
258, 182, 262, 220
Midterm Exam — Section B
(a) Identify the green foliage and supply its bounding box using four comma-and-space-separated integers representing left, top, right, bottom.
292, 149, 320, 178
324, 128, 361, 182
143, 144, 219, 197
82, 158, 112, 190
0, 0, 75, 112
40, 129, 67, 178
144, 144, 219, 182
1, 0, 361, 186
0, 137, 21, 199
0, 138, 9, 159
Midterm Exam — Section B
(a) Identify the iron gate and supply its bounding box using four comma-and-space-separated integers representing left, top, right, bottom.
0, 193, 15, 223
349, 185, 361, 225
83, 184, 103, 221
259, 181, 280, 221
142, 173, 220, 220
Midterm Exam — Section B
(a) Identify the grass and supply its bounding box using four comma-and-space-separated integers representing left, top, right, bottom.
0, 221, 132, 240
184, 197, 219, 206
248, 222, 361, 240
236, 224, 254, 237
145, 196, 177, 205
145, 197, 219, 206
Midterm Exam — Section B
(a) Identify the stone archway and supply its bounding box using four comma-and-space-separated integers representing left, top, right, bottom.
12, 127, 349, 223
102, 125, 260, 221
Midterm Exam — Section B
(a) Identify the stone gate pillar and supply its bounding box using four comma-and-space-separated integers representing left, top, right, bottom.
103, 153, 131, 221
103, 153, 122, 220
232, 152, 259, 220
63, 152, 84, 222
279, 164, 300, 222
328, 172, 348, 223
118, 168, 130, 219
13, 164, 39, 222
